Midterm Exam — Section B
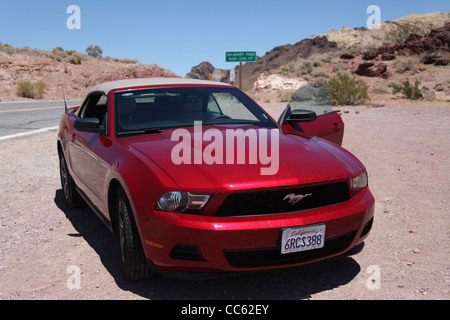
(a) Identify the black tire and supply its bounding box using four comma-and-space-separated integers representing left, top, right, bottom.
116, 186, 153, 281
59, 152, 84, 208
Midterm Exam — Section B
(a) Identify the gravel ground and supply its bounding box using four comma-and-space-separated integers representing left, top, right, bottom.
0, 101, 448, 300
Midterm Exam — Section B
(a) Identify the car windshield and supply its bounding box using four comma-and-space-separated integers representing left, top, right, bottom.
115, 86, 278, 135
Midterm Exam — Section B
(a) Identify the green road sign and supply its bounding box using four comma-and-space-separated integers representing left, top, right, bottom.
226, 51, 257, 62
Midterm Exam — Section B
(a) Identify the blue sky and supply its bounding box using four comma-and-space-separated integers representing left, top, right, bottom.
0, 0, 448, 76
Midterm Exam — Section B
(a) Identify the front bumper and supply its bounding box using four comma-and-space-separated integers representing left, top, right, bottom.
138, 187, 375, 273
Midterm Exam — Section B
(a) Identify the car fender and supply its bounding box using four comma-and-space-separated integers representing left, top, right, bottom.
104, 139, 180, 238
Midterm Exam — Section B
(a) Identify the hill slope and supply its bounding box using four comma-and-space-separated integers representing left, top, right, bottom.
186, 11, 449, 97
0, 47, 177, 101
244, 11, 450, 103
316, 11, 450, 51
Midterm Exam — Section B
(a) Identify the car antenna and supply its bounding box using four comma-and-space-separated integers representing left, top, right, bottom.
60, 84, 68, 113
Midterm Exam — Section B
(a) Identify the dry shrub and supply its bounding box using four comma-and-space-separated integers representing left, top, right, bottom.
325, 72, 370, 105
16, 80, 46, 99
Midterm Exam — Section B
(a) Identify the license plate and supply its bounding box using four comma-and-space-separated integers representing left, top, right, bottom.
281, 224, 326, 254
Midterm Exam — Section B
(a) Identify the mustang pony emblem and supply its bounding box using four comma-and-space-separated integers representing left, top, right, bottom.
283, 193, 312, 205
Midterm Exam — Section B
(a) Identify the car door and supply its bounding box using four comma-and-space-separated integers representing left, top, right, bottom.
67, 92, 110, 210
278, 86, 344, 146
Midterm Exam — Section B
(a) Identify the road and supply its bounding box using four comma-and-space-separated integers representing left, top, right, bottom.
0, 100, 82, 140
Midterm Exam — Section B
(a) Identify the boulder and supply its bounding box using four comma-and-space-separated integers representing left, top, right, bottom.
363, 50, 379, 60
186, 61, 215, 80
340, 53, 356, 60
186, 61, 230, 82
355, 62, 387, 77
381, 53, 396, 61
253, 74, 308, 92
421, 52, 449, 66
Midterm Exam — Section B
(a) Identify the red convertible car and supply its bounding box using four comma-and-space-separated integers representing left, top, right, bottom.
57, 78, 374, 281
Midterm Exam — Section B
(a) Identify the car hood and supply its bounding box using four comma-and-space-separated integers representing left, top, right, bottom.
121, 125, 364, 192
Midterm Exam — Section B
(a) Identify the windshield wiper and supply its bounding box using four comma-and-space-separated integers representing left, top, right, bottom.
118, 128, 165, 136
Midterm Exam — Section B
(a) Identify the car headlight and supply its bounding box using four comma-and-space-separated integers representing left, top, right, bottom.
351, 172, 368, 196
156, 191, 211, 213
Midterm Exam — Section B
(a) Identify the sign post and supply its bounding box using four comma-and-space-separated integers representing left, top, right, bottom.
226, 51, 256, 89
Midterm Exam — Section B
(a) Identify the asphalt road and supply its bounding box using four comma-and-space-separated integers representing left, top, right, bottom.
0, 100, 82, 140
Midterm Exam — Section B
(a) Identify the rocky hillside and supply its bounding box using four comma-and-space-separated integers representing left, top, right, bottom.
233, 11, 449, 103
0, 46, 177, 101
317, 11, 450, 51
186, 36, 340, 88
241, 36, 340, 89
185, 11, 449, 103
249, 11, 449, 88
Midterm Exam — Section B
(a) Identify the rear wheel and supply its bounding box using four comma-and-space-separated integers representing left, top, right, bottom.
59, 152, 84, 208
116, 186, 153, 281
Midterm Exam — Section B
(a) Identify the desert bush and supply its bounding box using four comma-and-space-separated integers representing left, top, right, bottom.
319, 53, 333, 63
280, 65, 291, 75
16, 81, 34, 98
118, 58, 138, 64
299, 60, 313, 74
0, 43, 16, 55
312, 68, 330, 78
332, 63, 347, 73
50, 48, 69, 62
391, 79, 428, 100
347, 46, 363, 54
313, 76, 328, 86
16, 80, 46, 99
395, 56, 418, 74
86, 45, 103, 58
325, 72, 370, 105
386, 80, 401, 88
67, 53, 83, 65
280, 61, 301, 76
64, 65, 72, 75
372, 84, 391, 94
312, 58, 322, 67
302, 75, 311, 82
278, 89, 296, 102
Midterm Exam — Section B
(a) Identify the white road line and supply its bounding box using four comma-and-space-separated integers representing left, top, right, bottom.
0, 126, 59, 141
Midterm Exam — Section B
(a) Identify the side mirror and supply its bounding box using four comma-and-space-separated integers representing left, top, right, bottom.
286, 109, 317, 123
74, 118, 106, 134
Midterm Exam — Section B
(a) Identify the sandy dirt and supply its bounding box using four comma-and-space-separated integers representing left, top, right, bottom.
0, 101, 448, 300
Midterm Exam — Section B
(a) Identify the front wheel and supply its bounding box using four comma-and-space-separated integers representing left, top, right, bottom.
116, 186, 153, 281
59, 152, 84, 208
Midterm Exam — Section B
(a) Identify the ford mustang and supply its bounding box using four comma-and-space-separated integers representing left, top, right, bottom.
57, 78, 374, 281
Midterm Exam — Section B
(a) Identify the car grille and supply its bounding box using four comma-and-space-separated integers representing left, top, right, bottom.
216, 181, 349, 217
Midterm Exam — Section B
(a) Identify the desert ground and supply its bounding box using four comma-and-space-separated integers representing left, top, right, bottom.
0, 101, 448, 300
